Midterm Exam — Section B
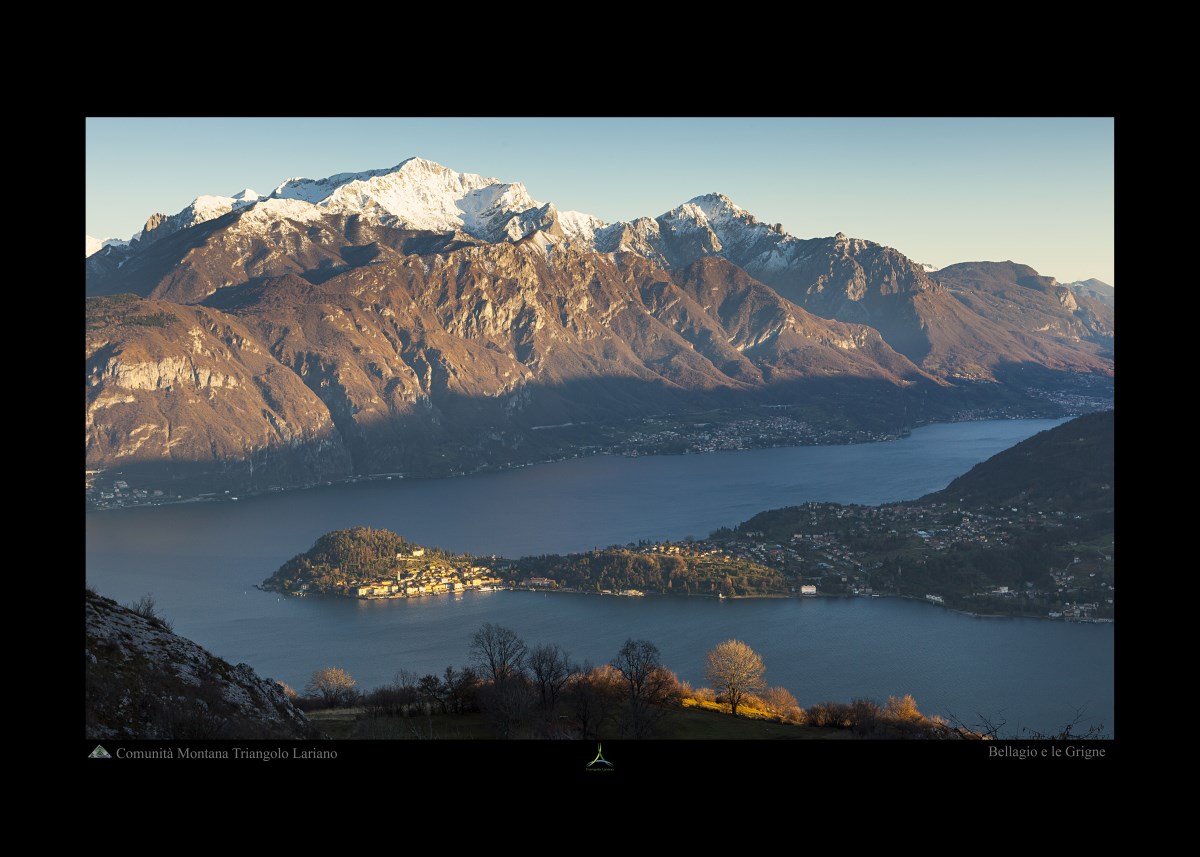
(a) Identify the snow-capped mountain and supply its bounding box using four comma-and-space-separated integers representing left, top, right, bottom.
596, 191, 823, 275
85, 235, 130, 258
98, 158, 606, 253
265, 157, 603, 244
132, 188, 264, 248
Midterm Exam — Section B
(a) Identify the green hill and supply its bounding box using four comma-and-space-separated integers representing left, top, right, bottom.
927, 410, 1113, 510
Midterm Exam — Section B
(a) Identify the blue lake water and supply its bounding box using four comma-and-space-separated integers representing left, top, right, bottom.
85, 418, 1114, 735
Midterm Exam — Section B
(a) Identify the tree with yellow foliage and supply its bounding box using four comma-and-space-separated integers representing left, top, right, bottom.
306, 666, 357, 707
704, 639, 766, 717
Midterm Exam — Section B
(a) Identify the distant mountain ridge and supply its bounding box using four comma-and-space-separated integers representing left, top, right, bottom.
932, 262, 1114, 368
1063, 278, 1115, 308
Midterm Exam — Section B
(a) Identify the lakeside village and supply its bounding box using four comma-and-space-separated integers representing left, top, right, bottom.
695, 498, 1114, 622
266, 543, 651, 601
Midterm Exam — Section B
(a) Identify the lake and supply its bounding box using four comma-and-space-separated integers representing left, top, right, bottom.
85, 418, 1115, 735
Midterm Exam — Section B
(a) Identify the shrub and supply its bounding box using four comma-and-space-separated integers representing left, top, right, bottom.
128, 593, 173, 632
806, 701, 856, 729
763, 686, 805, 723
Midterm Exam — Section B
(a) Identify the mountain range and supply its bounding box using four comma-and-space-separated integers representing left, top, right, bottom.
86, 158, 1114, 495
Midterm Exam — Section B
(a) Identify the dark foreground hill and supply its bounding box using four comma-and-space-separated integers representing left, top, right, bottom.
85, 589, 320, 740
927, 410, 1114, 509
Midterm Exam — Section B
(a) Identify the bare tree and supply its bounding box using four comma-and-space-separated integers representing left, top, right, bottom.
305, 666, 357, 707
444, 665, 480, 714
417, 673, 448, 714
611, 638, 679, 737
528, 643, 574, 710
469, 623, 528, 683
704, 639, 766, 717
478, 676, 536, 738
564, 664, 622, 739
612, 638, 661, 702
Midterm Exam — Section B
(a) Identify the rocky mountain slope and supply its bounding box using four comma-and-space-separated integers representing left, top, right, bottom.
87, 249, 937, 484
594, 193, 1113, 380
86, 589, 319, 739
86, 294, 349, 491
85, 158, 1113, 494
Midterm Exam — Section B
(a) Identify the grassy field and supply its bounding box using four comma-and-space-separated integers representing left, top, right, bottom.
306, 708, 497, 739
668, 699, 849, 739
305, 702, 849, 740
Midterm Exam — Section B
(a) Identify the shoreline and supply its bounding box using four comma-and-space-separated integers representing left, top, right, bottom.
264, 583, 1113, 624
86, 413, 1086, 513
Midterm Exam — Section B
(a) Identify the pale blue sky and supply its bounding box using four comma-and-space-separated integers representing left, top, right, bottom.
86, 117, 1114, 284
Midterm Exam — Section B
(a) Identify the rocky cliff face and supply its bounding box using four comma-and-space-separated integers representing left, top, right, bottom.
86, 294, 350, 489
86, 589, 319, 739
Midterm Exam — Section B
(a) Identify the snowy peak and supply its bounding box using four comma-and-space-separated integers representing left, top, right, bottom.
557, 209, 605, 236
189, 190, 262, 221
659, 192, 792, 256
270, 162, 413, 202
593, 191, 815, 272
266, 157, 599, 244
681, 192, 744, 221
673, 193, 757, 229
86, 235, 129, 258
130, 188, 266, 249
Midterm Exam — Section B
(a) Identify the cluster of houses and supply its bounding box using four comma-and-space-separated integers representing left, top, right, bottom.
1048, 601, 1109, 622
346, 549, 505, 599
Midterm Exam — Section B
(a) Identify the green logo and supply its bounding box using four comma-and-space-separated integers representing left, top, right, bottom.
89, 745, 112, 759
585, 743, 613, 771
